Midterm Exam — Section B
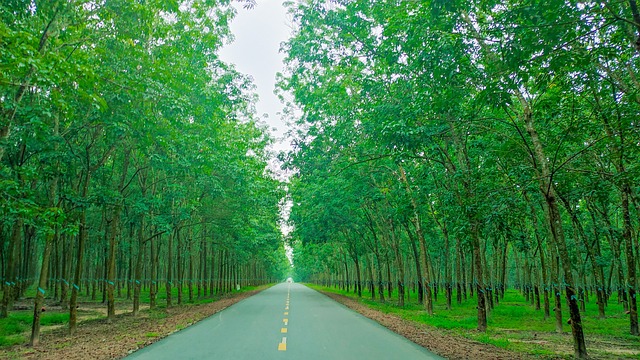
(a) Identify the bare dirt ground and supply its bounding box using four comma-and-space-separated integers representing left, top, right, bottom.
0, 289, 264, 360
320, 291, 538, 360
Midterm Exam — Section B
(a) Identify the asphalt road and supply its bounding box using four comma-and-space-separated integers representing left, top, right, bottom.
125, 283, 442, 360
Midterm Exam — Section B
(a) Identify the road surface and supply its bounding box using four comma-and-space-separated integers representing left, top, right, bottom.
126, 283, 442, 360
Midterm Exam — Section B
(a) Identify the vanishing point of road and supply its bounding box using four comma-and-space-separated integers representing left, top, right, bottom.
126, 283, 442, 360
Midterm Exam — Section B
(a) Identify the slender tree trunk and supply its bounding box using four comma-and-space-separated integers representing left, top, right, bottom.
60, 234, 69, 310
399, 166, 433, 313
30, 231, 54, 346
132, 217, 144, 316
201, 235, 207, 297
444, 229, 452, 310
407, 228, 423, 304
30, 115, 60, 345
107, 150, 129, 322
456, 238, 463, 304
69, 169, 91, 335
1, 220, 22, 318
390, 224, 405, 307
473, 225, 487, 332
621, 185, 639, 335
527, 197, 551, 320
386, 253, 393, 299
374, 252, 384, 302
522, 104, 587, 357
353, 252, 362, 298
559, 193, 606, 319
188, 233, 194, 303
149, 236, 157, 309
166, 230, 174, 308
177, 228, 183, 305
368, 255, 376, 300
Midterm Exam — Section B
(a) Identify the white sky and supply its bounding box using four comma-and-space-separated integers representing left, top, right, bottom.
218, 0, 293, 153
218, 1, 295, 265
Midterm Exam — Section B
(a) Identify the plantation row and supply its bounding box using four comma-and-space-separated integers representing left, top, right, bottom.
281, 1, 640, 359
0, 0, 286, 347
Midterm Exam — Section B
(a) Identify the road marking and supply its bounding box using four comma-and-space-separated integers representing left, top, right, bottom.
278, 337, 287, 351
278, 289, 291, 351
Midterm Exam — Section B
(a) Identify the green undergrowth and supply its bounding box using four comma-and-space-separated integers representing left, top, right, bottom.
310, 284, 640, 359
0, 312, 69, 347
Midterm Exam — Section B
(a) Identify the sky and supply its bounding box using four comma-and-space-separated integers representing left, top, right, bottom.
218, 1, 295, 262
218, 1, 293, 153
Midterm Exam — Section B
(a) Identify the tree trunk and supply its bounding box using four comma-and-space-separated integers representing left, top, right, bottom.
528, 197, 551, 319
407, 228, 423, 304
69, 170, 91, 335
166, 230, 174, 308
374, 252, 384, 302
456, 237, 463, 304
390, 224, 405, 307
149, 236, 157, 309
132, 217, 144, 316
559, 193, 606, 319
188, 232, 194, 303
1, 220, 22, 318
107, 150, 129, 322
177, 228, 183, 305
30, 115, 60, 345
621, 185, 639, 335
399, 165, 433, 313
353, 253, 362, 298
473, 226, 487, 332
522, 104, 588, 358
30, 231, 54, 346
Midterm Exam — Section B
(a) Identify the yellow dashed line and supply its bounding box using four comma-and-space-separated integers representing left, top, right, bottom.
278, 287, 291, 351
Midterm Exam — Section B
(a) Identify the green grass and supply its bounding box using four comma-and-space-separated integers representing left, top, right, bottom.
0, 312, 70, 347
310, 284, 640, 359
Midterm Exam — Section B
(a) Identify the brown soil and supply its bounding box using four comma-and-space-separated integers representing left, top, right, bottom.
1, 289, 265, 360
320, 291, 539, 360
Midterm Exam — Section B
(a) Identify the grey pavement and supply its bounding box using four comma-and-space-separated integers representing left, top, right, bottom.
125, 283, 443, 360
